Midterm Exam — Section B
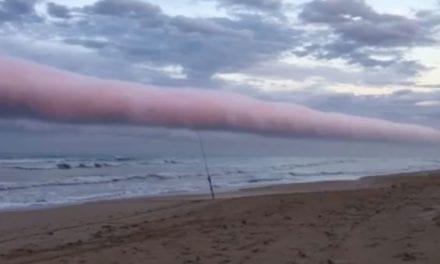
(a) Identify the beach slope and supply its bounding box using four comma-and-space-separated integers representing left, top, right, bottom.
1, 171, 440, 264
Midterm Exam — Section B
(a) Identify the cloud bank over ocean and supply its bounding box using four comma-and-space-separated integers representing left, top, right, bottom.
1, 56, 440, 144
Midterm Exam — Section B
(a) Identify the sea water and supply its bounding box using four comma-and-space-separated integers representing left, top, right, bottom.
0, 154, 439, 210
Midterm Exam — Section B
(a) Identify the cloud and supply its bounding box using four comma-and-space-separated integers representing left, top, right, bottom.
1, 0, 437, 87
46, 2, 72, 19
0, 0, 439, 142
86, 0, 163, 19
1, 56, 440, 144
296, 0, 439, 75
300, 0, 434, 46
279, 89, 440, 129
213, 0, 285, 16
0, 0, 40, 23
41, 0, 300, 85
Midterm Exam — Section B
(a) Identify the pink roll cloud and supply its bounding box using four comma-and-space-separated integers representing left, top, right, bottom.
0, 55, 440, 143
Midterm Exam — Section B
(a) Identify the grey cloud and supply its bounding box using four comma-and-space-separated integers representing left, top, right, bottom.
0, 0, 40, 23
170, 16, 251, 38
46, 0, 300, 85
0, 0, 438, 96
336, 17, 432, 47
416, 84, 440, 89
241, 60, 358, 82
46, 2, 71, 19
0, 34, 160, 84
0, 0, 439, 140
252, 88, 440, 129
214, 0, 284, 14
416, 8, 440, 30
300, 0, 375, 23
297, 41, 427, 78
64, 38, 109, 49
87, 0, 162, 18
300, 0, 434, 46
234, 55, 427, 89
312, 91, 440, 128
297, 0, 438, 75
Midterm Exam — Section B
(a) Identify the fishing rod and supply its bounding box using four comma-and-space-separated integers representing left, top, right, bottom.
196, 131, 215, 200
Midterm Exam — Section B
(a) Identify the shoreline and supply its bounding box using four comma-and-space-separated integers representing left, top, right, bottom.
1, 169, 440, 263
2, 169, 439, 214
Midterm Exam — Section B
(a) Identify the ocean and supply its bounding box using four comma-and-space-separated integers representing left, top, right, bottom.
0, 154, 439, 210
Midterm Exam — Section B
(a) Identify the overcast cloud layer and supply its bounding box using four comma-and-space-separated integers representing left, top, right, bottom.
0, 0, 440, 145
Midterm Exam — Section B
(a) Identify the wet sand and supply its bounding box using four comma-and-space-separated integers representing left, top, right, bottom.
1, 170, 440, 264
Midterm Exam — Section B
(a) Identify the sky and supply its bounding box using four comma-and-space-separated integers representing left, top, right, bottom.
1, 0, 440, 156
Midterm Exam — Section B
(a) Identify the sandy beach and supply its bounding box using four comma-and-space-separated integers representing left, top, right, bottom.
1, 170, 440, 264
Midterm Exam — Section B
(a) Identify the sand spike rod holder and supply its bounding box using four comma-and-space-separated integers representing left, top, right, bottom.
196, 131, 216, 200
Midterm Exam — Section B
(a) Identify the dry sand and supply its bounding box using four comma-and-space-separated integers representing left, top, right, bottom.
1, 171, 440, 264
